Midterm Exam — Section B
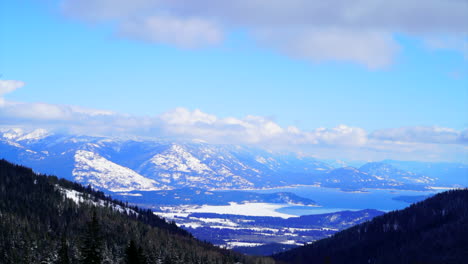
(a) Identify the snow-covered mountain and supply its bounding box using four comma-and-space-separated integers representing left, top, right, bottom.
137, 144, 256, 189
382, 160, 468, 186
359, 162, 434, 184
318, 167, 413, 191
73, 150, 165, 192
0, 128, 333, 191
0, 128, 447, 192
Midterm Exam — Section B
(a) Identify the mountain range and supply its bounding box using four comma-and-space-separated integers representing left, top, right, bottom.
1, 128, 465, 194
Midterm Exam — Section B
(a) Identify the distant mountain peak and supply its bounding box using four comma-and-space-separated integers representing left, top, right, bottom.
150, 144, 213, 174
73, 150, 165, 192
0, 127, 51, 142
0, 128, 453, 192
360, 161, 434, 184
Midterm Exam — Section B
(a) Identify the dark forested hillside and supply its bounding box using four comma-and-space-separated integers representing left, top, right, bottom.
273, 189, 468, 264
3, 158, 465, 264
0, 159, 274, 264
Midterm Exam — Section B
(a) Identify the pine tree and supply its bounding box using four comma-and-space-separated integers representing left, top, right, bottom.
57, 235, 70, 264
80, 210, 103, 264
125, 240, 141, 264
138, 245, 147, 264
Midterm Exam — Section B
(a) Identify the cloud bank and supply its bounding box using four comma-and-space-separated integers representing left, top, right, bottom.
60, 0, 468, 68
1, 80, 466, 162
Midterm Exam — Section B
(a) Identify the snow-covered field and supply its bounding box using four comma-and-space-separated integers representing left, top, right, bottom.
225, 242, 265, 249
157, 202, 297, 218
188, 202, 296, 218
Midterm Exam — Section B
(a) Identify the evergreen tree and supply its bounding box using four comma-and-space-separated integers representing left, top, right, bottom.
137, 245, 147, 264
125, 240, 141, 264
80, 211, 103, 264
57, 235, 70, 264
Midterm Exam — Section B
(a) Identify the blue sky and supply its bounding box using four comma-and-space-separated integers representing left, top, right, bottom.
0, 0, 467, 162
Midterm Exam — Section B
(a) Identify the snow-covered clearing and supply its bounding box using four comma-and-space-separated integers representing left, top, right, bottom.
225, 242, 265, 249
186, 202, 296, 218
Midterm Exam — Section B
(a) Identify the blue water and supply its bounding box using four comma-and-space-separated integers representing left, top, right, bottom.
252, 186, 441, 216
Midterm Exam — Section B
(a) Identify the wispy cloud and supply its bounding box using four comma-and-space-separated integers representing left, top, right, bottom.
60, 0, 468, 68
370, 126, 468, 145
119, 15, 223, 48
0, 80, 25, 105
1, 80, 466, 162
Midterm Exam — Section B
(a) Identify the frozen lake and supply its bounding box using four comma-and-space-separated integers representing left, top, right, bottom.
245, 186, 442, 216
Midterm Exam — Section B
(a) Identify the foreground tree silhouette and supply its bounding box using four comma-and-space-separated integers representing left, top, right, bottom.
57, 234, 70, 264
80, 210, 103, 264
125, 240, 146, 264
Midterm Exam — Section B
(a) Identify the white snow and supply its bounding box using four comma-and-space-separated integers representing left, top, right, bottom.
429, 186, 460, 190
1, 128, 24, 140
328, 214, 340, 222
155, 202, 297, 219
59, 186, 139, 215
181, 222, 203, 229
116, 192, 143, 197
286, 227, 321, 232
62, 188, 85, 204
280, 240, 303, 246
255, 156, 267, 164
190, 217, 239, 227
17, 129, 50, 141
139, 143, 255, 189
225, 242, 265, 249
246, 227, 280, 232
186, 202, 296, 219
150, 144, 213, 173
73, 150, 165, 192
1, 128, 50, 141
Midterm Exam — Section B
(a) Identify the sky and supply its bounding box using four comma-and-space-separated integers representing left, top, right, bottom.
0, 0, 467, 162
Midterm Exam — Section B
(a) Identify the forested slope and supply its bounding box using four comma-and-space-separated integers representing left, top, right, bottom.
0, 159, 273, 264
273, 189, 468, 264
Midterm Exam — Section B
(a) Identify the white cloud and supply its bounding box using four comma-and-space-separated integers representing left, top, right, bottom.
157, 110, 287, 144
370, 126, 468, 145
0, 80, 25, 96
255, 28, 399, 68
424, 35, 468, 58
1, 80, 466, 162
0, 80, 26, 106
308, 125, 368, 146
59, 0, 468, 67
1, 101, 115, 122
160, 107, 217, 125
119, 15, 223, 48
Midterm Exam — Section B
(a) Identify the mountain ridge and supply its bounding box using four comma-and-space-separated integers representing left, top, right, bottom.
2, 128, 463, 193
